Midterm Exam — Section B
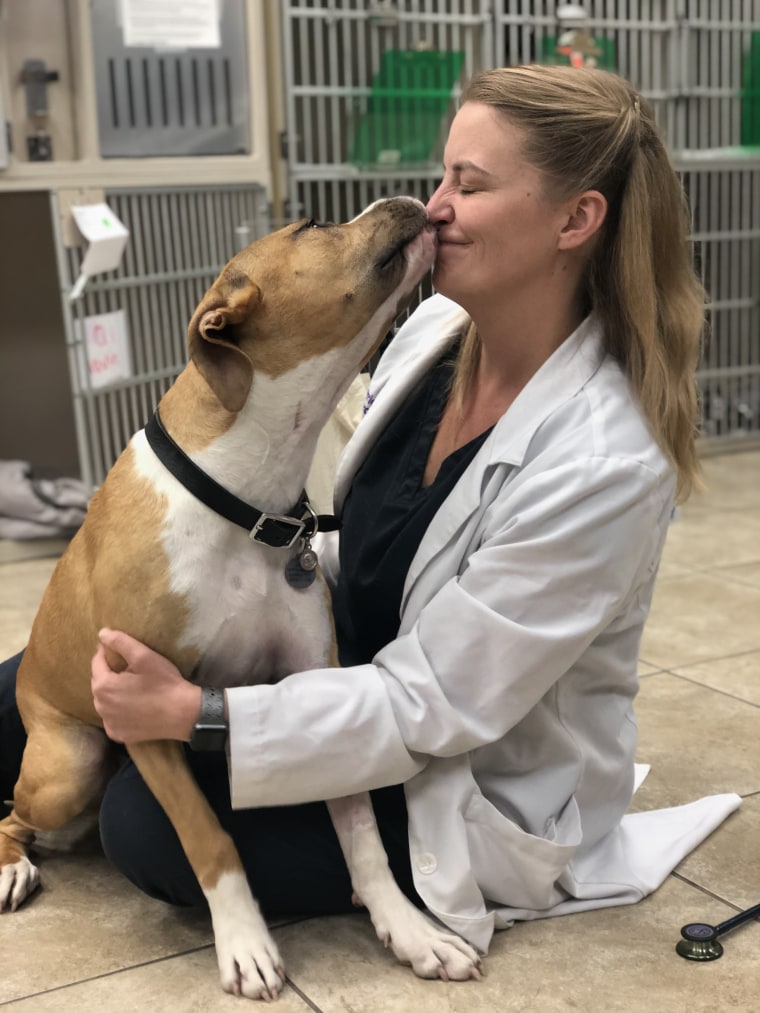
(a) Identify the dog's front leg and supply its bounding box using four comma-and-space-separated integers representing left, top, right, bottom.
127, 740, 284, 1001
326, 793, 482, 982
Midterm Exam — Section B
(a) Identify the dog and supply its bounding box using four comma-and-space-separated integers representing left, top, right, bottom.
0, 197, 481, 999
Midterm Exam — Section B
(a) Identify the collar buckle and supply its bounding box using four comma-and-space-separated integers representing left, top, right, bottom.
249, 512, 306, 550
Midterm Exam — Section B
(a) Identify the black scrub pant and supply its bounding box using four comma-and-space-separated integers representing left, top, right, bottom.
0, 650, 419, 916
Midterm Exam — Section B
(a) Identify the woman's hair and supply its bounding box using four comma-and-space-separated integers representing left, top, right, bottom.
455, 65, 707, 502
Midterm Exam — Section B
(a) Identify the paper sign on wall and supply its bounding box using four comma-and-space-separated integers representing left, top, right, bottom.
82, 310, 132, 389
121, 0, 221, 49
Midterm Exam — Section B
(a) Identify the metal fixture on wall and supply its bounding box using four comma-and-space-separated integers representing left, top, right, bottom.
19, 57, 59, 160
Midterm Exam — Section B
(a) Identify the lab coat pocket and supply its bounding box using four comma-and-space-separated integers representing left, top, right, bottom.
464, 791, 583, 911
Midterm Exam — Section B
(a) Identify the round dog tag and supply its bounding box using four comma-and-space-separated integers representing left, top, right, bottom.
284, 555, 317, 589
299, 546, 318, 571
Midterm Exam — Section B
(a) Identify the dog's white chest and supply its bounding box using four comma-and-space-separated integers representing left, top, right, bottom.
180, 536, 331, 686
132, 432, 333, 685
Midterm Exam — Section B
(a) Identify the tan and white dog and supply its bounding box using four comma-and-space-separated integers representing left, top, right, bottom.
0, 198, 481, 999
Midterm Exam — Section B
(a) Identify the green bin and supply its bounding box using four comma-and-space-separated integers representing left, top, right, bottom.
349, 49, 465, 168
741, 32, 760, 147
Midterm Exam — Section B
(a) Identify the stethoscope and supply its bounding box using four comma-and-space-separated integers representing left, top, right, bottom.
676, 901, 760, 961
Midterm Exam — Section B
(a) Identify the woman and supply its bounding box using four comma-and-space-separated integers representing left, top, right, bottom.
1, 66, 728, 957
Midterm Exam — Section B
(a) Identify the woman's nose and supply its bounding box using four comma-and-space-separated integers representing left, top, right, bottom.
426, 187, 453, 227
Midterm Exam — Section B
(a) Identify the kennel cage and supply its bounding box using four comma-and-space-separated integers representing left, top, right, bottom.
53, 183, 271, 491
279, 0, 760, 451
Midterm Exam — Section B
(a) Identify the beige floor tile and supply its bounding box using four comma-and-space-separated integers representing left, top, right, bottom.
0, 556, 58, 657
0, 557, 59, 609
639, 571, 760, 669
659, 507, 760, 573
5, 947, 312, 1012
632, 673, 760, 805
671, 649, 760, 706
675, 793, 760, 910
0, 537, 71, 565
656, 556, 700, 580
277, 877, 760, 1013
0, 610, 36, 658
694, 450, 760, 513
710, 560, 760, 589
1, 847, 213, 1004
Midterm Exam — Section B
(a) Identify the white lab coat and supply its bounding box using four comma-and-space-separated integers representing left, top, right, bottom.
227, 294, 740, 953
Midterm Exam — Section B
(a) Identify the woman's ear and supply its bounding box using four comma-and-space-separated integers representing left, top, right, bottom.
558, 190, 608, 250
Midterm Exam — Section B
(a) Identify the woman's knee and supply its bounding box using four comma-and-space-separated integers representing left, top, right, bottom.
99, 759, 205, 908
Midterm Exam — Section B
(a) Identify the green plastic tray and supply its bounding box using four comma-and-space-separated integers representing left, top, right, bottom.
349, 49, 465, 168
742, 32, 760, 147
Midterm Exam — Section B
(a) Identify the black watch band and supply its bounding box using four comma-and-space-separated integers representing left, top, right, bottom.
189, 686, 228, 751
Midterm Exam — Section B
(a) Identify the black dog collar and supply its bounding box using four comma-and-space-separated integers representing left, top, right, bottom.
144, 410, 340, 549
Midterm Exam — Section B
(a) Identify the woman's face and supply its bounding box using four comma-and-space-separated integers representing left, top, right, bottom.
426, 102, 571, 312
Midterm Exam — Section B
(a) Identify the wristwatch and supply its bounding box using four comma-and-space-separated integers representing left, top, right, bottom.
188, 686, 228, 751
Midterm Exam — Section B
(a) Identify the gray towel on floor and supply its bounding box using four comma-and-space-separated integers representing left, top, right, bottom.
0, 460, 87, 539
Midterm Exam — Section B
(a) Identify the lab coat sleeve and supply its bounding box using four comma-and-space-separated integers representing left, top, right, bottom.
227, 453, 672, 809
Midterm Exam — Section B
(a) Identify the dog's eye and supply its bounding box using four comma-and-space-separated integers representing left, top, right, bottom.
297, 218, 334, 233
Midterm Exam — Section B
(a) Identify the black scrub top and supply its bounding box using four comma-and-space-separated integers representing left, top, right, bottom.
333, 346, 492, 667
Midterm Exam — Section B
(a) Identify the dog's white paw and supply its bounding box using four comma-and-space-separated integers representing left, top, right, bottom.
214, 923, 285, 1001
373, 905, 483, 982
0, 855, 41, 912
207, 873, 286, 1001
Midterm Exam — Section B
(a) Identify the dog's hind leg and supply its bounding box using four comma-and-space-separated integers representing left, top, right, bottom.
327, 793, 483, 982
0, 705, 111, 911
126, 738, 285, 1001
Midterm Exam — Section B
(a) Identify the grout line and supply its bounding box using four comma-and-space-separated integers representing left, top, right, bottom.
638, 645, 760, 674
666, 669, 760, 709
671, 872, 749, 913
654, 571, 760, 593
284, 978, 327, 1013
670, 646, 760, 667
0, 944, 216, 1007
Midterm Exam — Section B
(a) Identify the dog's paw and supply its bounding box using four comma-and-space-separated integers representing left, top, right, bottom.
215, 927, 285, 1001
373, 905, 483, 982
0, 856, 41, 912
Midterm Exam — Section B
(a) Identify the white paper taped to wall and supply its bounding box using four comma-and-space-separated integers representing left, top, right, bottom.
120, 0, 221, 50
69, 203, 129, 301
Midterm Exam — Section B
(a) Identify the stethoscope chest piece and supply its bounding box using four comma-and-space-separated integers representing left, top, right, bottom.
676, 922, 724, 961
676, 901, 760, 962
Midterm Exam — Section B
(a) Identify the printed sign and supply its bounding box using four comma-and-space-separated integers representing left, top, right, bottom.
82, 310, 132, 389
121, 0, 221, 49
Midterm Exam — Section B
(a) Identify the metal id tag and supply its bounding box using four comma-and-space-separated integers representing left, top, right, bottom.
284, 539, 318, 589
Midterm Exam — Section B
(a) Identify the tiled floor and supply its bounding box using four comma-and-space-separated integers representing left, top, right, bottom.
1, 450, 759, 1012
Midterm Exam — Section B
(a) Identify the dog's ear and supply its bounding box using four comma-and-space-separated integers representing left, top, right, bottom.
188, 276, 261, 412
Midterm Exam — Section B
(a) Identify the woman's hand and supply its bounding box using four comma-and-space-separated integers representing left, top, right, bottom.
91, 628, 202, 745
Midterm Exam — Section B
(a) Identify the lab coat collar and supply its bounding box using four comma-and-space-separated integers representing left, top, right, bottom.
485, 312, 605, 468
334, 296, 470, 512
